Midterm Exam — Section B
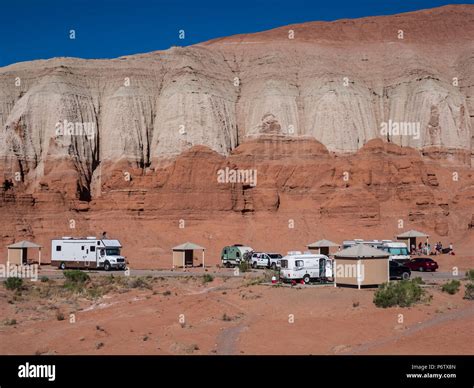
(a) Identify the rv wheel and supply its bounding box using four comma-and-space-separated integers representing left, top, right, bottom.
59, 262, 66, 270
303, 274, 311, 284
104, 261, 111, 271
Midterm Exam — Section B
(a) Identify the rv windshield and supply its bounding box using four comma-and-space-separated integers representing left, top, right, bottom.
106, 248, 121, 256
389, 248, 409, 256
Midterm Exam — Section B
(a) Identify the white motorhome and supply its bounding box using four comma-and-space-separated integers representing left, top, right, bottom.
51, 237, 126, 271
380, 241, 410, 263
279, 252, 333, 284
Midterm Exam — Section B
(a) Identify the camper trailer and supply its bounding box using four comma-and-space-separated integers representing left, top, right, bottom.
342, 239, 385, 250
279, 252, 333, 284
380, 241, 410, 263
221, 244, 253, 267
51, 237, 126, 271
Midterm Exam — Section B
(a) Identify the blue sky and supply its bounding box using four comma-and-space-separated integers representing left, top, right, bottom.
0, 0, 471, 66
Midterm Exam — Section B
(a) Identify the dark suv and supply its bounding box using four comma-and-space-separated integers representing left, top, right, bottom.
406, 258, 439, 272
389, 261, 411, 280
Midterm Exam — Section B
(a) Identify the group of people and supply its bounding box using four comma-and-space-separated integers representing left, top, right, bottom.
412, 241, 454, 256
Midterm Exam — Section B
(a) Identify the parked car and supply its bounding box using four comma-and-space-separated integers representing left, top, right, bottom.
250, 252, 282, 270
389, 261, 411, 280
405, 258, 439, 272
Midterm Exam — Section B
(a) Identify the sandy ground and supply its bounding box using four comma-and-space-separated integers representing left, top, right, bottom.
0, 270, 472, 355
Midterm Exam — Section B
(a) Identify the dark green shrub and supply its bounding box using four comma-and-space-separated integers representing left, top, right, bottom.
40, 276, 49, 283
464, 283, 474, 300
202, 274, 214, 283
441, 280, 461, 295
373, 279, 425, 308
4, 277, 23, 291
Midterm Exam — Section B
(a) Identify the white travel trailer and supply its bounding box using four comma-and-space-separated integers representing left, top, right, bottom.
51, 237, 126, 271
380, 241, 410, 263
279, 252, 333, 284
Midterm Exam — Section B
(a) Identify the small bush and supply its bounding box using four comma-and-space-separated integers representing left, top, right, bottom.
202, 274, 214, 283
466, 269, 474, 282
239, 261, 250, 273
373, 279, 425, 308
222, 313, 232, 321
441, 280, 461, 295
56, 311, 65, 321
412, 277, 425, 285
163, 290, 172, 296
128, 277, 152, 289
63, 270, 90, 283
5, 277, 23, 291
3, 318, 17, 326
464, 283, 474, 300
40, 276, 49, 283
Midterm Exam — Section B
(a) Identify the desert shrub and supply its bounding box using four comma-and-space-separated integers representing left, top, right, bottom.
56, 311, 65, 321
3, 318, 17, 326
244, 276, 265, 287
373, 279, 425, 308
202, 274, 214, 283
466, 269, 474, 282
63, 270, 90, 283
222, 313, 232, 321
441, 280, 461, 295
464, 283, 474, 300
128, 277, 152, 289
239, 261, 250, 273
63, 270, 90, 293
412, 277, 425, 285
163, 290, 172, 296
4, 277, 23, 291
87, 286, 104, 299
40, 276, 49, 283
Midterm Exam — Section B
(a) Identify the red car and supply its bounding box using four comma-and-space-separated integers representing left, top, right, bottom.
406, 258, 439, 272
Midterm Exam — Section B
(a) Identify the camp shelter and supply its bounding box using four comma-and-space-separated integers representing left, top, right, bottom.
172, 242, 205, 268
396, 230, 429, 252
7, 241, 42, 266
307, 239, 339, 256
334, 244, 389, 289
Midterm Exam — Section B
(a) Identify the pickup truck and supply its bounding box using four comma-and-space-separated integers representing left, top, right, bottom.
250, 252, 282, 270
